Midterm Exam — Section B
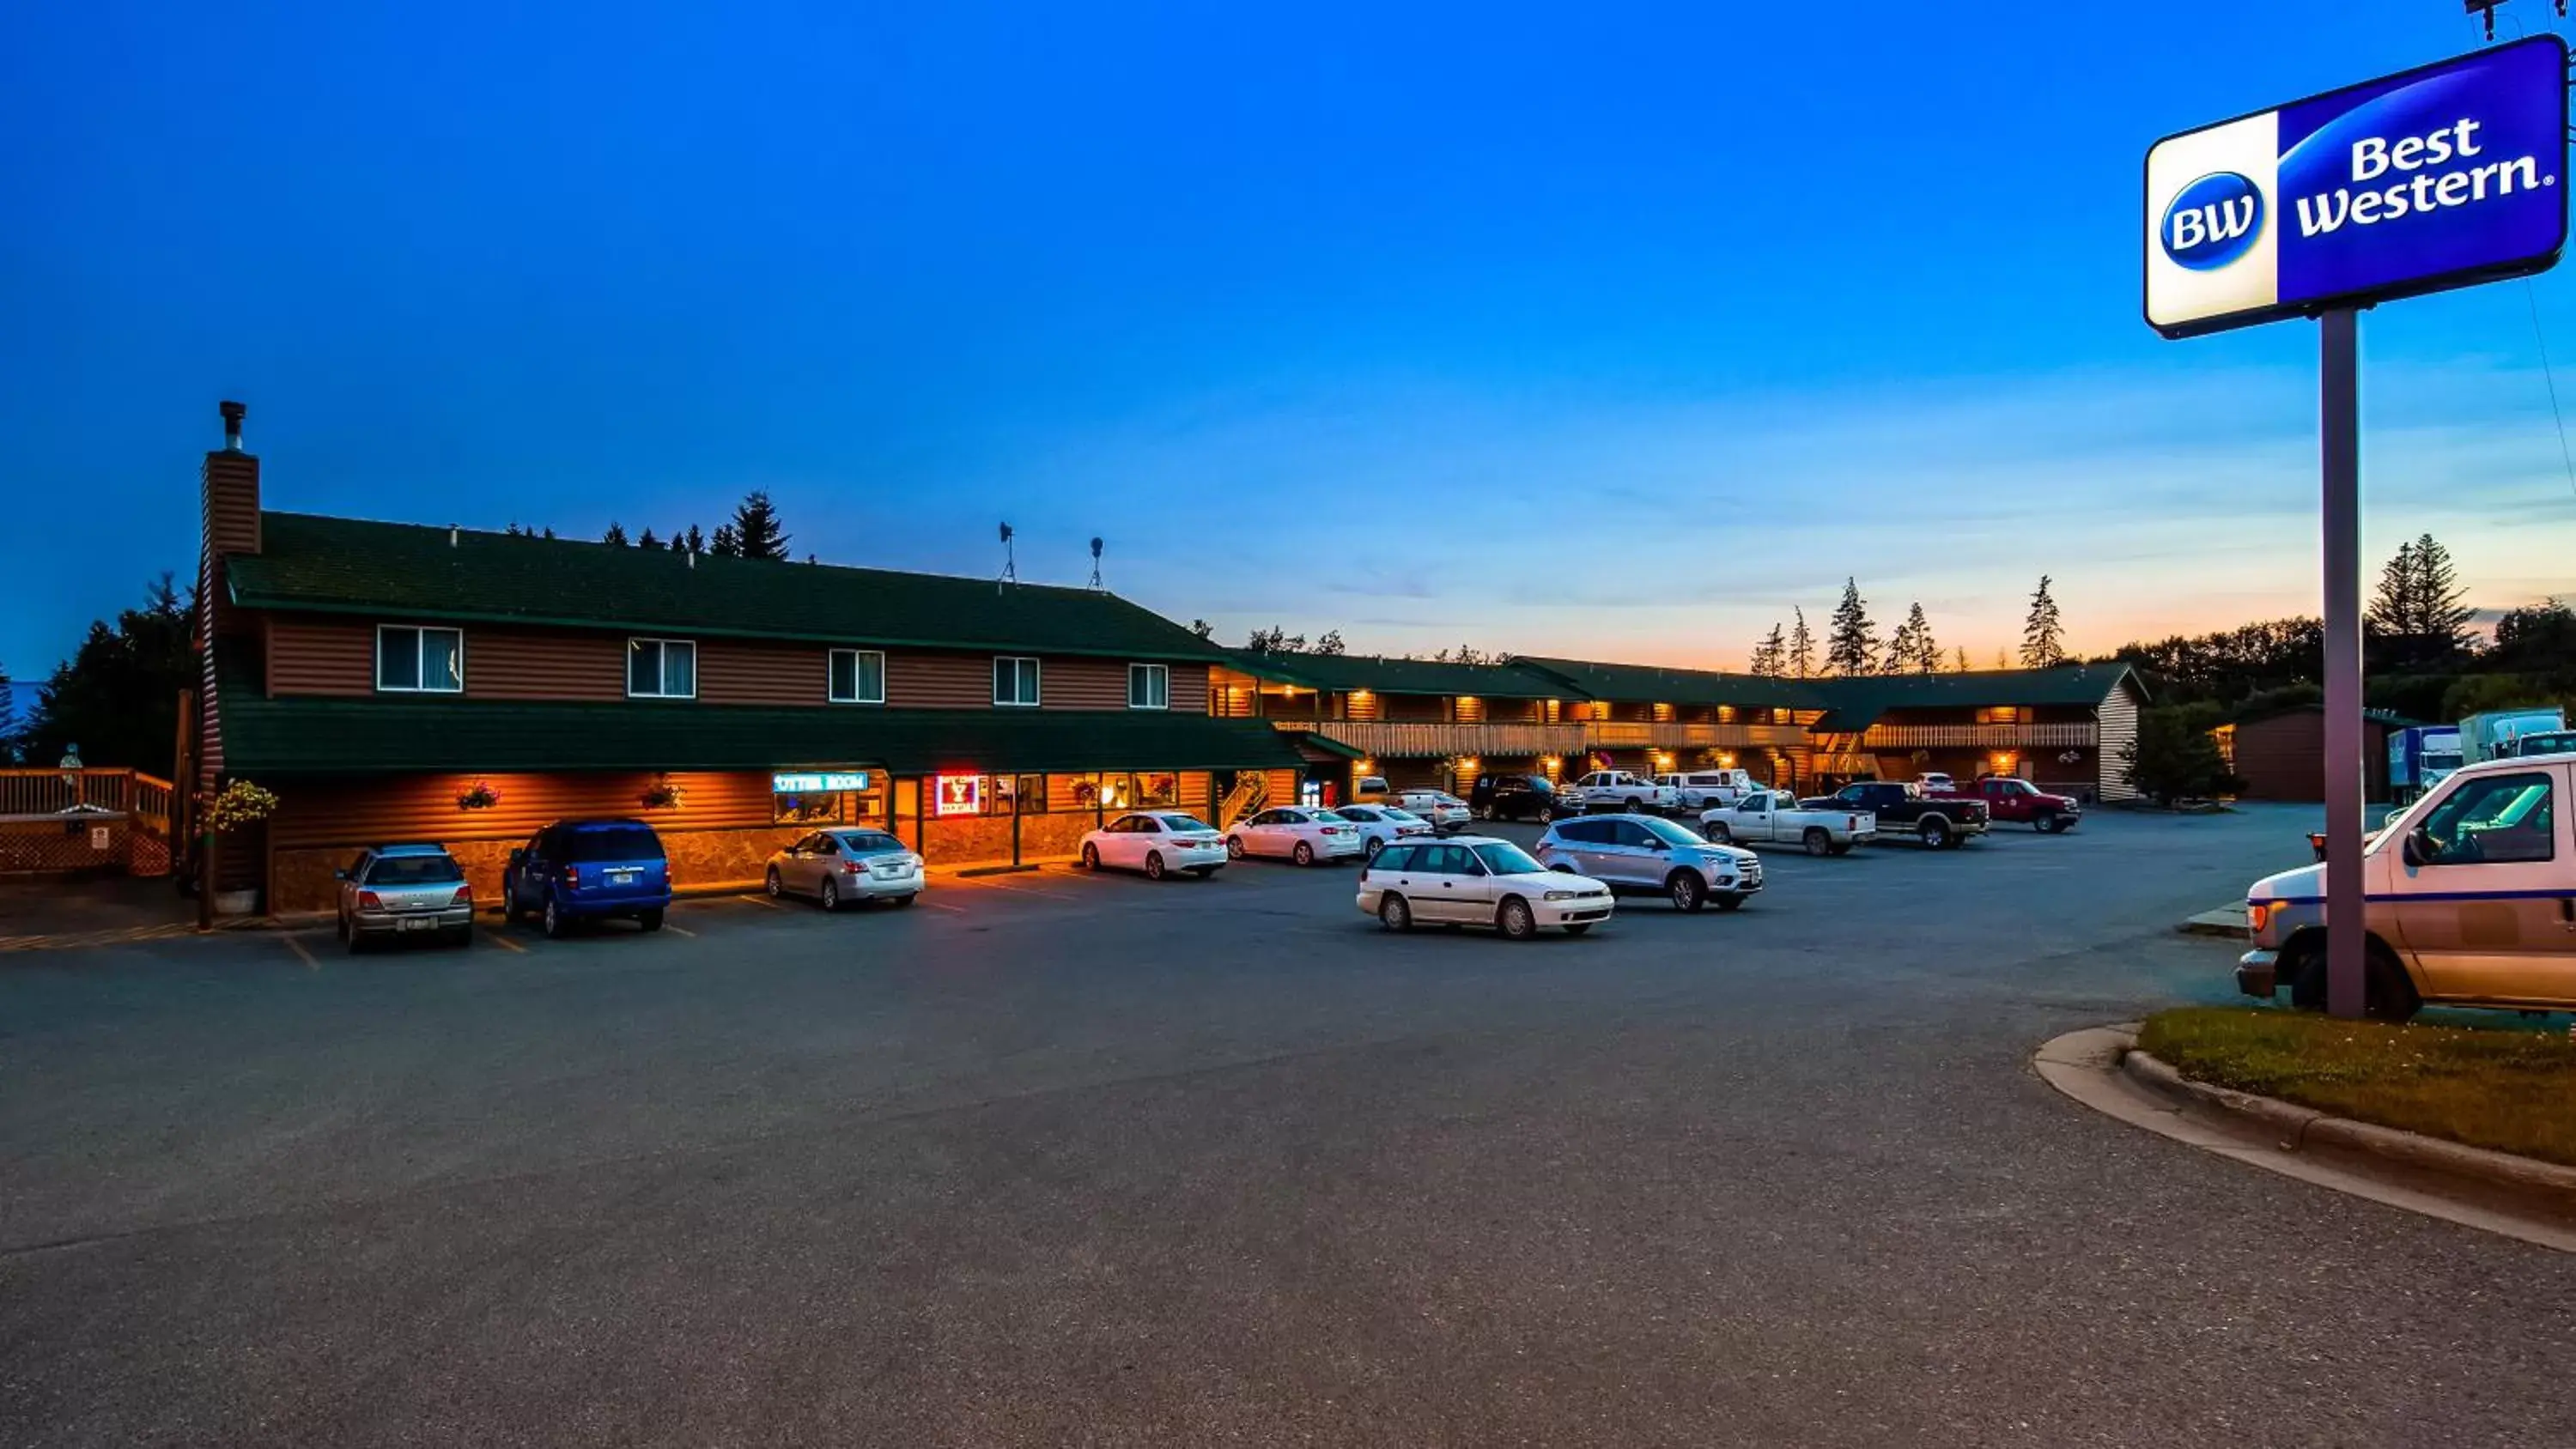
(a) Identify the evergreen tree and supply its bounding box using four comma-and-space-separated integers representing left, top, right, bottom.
1825, 579, 1876, 676
0, 658, 16, 764
1901, 603, 1939, 673
671, 524, 690, 551
540, 525, 556, 540
728, 490, 792, 561
1953, 646, 1971, 673
1314, 630, 1347, 656
1788, 607, 1816, 679
683, 525, 706, 555
1880, 619, 1912, 675
2409, 532, 2473, 661
1749, 623, 1787, 677
2020, 575, 2066, 667
709, 524, 742, 558
16, 575, 196, 773
636, 526, 660, 549
1996, 647, 2012, 670
603, 522, 630, 547
1189, 619, 1215, 640
504, 521, 526, 537
2366, 538, 2419, 639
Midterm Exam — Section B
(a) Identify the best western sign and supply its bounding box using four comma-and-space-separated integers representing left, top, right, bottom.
2145, 36, 2568, 338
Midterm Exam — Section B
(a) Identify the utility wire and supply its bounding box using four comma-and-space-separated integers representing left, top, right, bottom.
2522, 277, 2576, 502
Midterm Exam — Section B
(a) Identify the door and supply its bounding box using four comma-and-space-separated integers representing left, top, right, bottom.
1121, 815, 1163, 868
1242, 809, 1285, 857
1552, 819, 1611, 875
517, 829, 553, 901
1588, 818, 1655, 885
2391, 766, 2573, 1003
1735, 794, 1778, 843
802, 834, 841, 893
1414, 843, 1482, 921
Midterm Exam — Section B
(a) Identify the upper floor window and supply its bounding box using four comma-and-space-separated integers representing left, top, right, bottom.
376, 625, 464, 694
1978, 706, 2024, 724
1128, 663, 1170, 710
629, 638, 697, 699
993, 655, 1042, 707
829, 649, 886, 705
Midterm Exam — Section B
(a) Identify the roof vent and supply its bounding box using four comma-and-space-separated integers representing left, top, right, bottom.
218, 400, 246, 452
448, 524, 459, 548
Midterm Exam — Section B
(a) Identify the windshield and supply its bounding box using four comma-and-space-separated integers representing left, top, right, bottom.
564, 826, 665, 863
837, 831, 906, 853
1472, 841, 1546, 876
1156, 815, 1215, 833
1637, 816, 1704, 846
1379, 807, 1422, 822
368, 854, 462, 885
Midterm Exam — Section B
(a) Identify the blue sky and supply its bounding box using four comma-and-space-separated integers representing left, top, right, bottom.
5, 0, 2572, 690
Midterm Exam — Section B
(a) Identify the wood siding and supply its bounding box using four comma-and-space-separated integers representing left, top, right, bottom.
698, 637, 829, 706
2096, 680, 2142, 802
1045, 657, 1129, 711
266, 615, 377, 697
889, 652, 999, 708
267, 770, 778, 851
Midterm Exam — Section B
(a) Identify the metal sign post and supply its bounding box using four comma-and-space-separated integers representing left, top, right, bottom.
2318, 307, 2366, 1018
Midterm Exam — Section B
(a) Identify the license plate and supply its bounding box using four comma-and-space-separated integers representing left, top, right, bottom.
399, 917, 435, 931
608, 870, 638, 883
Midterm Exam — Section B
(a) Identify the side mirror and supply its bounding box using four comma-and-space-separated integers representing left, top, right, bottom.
2402, 828, 2429, 868
333, 870, 348, 882
507, 849, 526, 868
1646, 837, 1669, 852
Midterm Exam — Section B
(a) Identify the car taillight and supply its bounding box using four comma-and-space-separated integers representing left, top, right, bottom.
451, 883, 473, 906
357, 889, 383, 910
1848, 816, 1858, 831
844, 860, 863, 874
562, 865, 580, 885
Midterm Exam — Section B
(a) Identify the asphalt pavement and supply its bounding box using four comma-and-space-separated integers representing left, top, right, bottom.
4, 805, 2572, 1446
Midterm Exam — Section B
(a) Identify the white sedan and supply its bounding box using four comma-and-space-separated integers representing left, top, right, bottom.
1357, 835, 1614, 939
1226, 806, 1368, 865
1078, 811, 1229, 880
1698, 790, 1876, 857
1324, 803, 1437, 860
1394, 790, 1471, 833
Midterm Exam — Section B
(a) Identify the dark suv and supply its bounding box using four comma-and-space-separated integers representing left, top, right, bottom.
1469, 773, 1559, 822
502, 819, 673, 937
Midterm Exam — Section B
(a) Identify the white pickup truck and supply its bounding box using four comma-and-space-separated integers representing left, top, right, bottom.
1697, 790, 1876, 857
1655, 768, 1760, 811
1558, 770, 1681, 815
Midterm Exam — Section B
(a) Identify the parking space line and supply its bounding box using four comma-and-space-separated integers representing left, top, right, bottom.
661, 922, 697, 937
484, 931, 527, 954
916, 898, 965, 913
738, 894, 781, 909
283, 933, 320, 971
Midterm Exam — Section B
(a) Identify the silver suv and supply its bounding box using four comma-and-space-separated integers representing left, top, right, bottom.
1532, 813, 1762, 912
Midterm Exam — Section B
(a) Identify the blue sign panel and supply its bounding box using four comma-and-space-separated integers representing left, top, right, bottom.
2146, 36, 2567, 337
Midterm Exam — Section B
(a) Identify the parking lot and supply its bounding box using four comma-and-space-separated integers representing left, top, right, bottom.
7, 805, 2574, 1446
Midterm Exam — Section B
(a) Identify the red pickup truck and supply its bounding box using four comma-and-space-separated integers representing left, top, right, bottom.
1932, 776, 2082, 834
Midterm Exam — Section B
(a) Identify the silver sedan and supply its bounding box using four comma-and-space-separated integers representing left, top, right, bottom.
765, 828, 926, 911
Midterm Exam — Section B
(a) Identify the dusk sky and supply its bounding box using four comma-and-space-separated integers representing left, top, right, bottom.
6, 0, 2573, 688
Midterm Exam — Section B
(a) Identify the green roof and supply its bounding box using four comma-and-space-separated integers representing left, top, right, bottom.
1227, 652, 1572, 700
1806, 663, 2144, 732
218, 691, 1305, 777
1509, 657, 1827, 710
228, 513, 1230, 662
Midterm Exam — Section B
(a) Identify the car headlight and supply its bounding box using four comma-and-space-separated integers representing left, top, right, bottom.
1543, 888, 1582, 900
2246, 900, 2275, 935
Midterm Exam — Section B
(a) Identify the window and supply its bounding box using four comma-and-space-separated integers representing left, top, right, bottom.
1470, 841, 1542, 876
829, 649, 886, 705
982, 774, 1048, 816
775, 791, 846, 825
2415, 773, 2556, 866
1978, 706, 2023, 724
562, 826, 665, 863
1373, 844, 1422, 873
1134, 773, 1180, 808
1128, 663, 1170, 710
365, 855, 463, 886
628, 638, 697, 699
376, 625, 464, 694
1131, 816, 1163, 834
993, 655, 1042, 706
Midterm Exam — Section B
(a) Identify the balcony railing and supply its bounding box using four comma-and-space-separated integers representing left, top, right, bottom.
1281, 720, 1591, 760
1851, 723, 2098, 749
1581, 721, 1810, 750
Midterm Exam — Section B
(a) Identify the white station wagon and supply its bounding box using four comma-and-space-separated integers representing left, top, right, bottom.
1358, 835, 1613, 939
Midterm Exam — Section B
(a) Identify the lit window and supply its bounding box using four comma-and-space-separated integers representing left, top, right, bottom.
376, 625, 464, 694
993, 655, 1042, 706
829, 649, 886, 705
1128, 664, 1170, 710
628, 638, 697, 699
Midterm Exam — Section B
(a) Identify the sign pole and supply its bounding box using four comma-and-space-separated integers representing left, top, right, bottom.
2318, 306, 2366, 1019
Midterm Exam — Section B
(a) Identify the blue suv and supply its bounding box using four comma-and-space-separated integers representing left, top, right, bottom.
502, 819, 672, 937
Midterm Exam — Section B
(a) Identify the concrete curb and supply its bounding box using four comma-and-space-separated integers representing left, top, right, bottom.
2121, 1046, 2576, 1197
2175, 904, 2248, 938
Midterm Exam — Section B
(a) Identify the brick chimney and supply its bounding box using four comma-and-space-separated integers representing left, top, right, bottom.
202, 400, 260, 558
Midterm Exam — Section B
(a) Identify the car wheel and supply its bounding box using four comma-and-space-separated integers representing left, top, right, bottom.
1145, 851, 1167, 881
1624, 797, 1643, 813
2034, 811, 2059, 834
1473, 803, 1492, 821
1226, 837, 1245, 860
1704, 822, 1732, 844
1080, 843, 1100, 870
1918, 819, 1951, 850
1498, 896, 1538, 941
343, 919, 366, 954
542, 896, 567, 939
2290, 940, 2421, 1022
1292, 841, 1315, 867
639, 908, 665, 932
1667, 870, 1706, 912
765, 866, 784, 899
1379, 894, 1413, 932
501, 882, 519, 924
334, 909, 349, 943
1364, 836, 1384, 861
819, 877, 841, 912
1714, 894, 1746, 912
1802, 828, 1832, 858
1562, 923, 1593, 936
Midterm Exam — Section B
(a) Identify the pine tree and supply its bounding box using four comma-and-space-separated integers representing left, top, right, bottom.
504, 521, 526, 537
1903, 603, 1939, 673
1826, 579, 1876, 676
683, 525, 706, 555
1314, 630, 1347, 656
1996, 647, 2011, 670
1749, 622, 1787, 677
1189, 619, 1215, 640
2020, 575, 2066, 668
2367, 538, 2419, 639
2409, 533, 2473, 660
0, 658, 15, 765
670, 524, 689, 551
709, 524, 742, 558
603, 522, 630, 547
1880, 618, 1913, 675
1788, 607, 1816, 679
728, 490, 791, 561
637, 527, 660, 549
540, 525, 556, 540
1953, 646, 1971, 673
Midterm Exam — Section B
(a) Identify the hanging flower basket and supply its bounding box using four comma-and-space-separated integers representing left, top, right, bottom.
641, 775, 686, 810
456, 779, 502, 811
203, 779, 278, 834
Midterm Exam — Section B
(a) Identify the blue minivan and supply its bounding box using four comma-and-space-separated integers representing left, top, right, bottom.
501, 819, 672, 937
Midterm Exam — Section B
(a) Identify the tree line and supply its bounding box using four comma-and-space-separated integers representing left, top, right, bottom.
1744, 576, 2068, 678
513, 490, 799, 561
